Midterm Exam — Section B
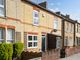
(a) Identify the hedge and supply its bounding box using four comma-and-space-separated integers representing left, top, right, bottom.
13, 43, 24, 58
21, 51, 42, 60
0, 43, 13, 60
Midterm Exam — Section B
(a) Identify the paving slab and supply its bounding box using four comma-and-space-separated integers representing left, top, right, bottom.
59, 53, 80, 60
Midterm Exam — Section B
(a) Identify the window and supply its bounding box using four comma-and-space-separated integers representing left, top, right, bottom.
27, 35, 38, 48
33, 10, 39, 26
0, 0, 5, 17
64, 36, 68, 46
0, 28, 4, 42
56, 37, 61, 48
78, 38, 80, 46
66, 22, 68, 32
54, 18, 58, 29
75, 37, 78, 46
7, 29, 14, 43
71, 24, 73, 33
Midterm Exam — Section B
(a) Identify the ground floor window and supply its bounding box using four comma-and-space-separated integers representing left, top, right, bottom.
75, 37, 78, 46
7, 29, 15, 43
27, 35, 38, 48
0, 28, 4, 43
78, 38, 80, 46
64, 36, 68, 46
56, 37, 62, 48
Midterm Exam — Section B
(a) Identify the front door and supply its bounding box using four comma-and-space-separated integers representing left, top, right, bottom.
42, 35, 46, 52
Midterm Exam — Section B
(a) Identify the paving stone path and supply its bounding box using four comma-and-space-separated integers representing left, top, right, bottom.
59, 53, 80, 60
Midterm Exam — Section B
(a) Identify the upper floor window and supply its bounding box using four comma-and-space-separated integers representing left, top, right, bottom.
71, 24, 73, 33
66, 22, 69, 32
33, 10, 39, 26
78, 25, 80, 33
0, 0, 5, 17
54, 18, 58, 29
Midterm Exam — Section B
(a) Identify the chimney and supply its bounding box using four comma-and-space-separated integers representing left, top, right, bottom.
38, 1, 47, 8
65, 14, 70, 18
56, 12, 61, 15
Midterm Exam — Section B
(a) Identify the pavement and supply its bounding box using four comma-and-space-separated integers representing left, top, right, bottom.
59, 53, 80, 60
29, 57, 41, 60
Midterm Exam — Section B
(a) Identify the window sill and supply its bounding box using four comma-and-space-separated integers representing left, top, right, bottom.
0, 16, 6, 19
7, 40, 14, 43
27, 47, 38, 49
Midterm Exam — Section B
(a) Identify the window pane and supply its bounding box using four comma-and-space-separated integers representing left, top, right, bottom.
0, 7, 4, 16
28, 42, 32, 47
33, 10, 39, 26
54, 20, 58, 29
0, 0, 4, 5
0, 28, 3, 39
34, 36, 37, 41
7, 29, 13, 40
33, 18, 39, 25
34, 42, 37, 47
33, 10, 39, 18
28, 36, 32, 41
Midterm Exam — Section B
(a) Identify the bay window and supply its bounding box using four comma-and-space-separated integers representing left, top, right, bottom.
33, 10, 39, 26
0, 0, 5, 17
27, 35, 38, 48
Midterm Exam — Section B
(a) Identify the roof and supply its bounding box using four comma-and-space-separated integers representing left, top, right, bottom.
21, 0, 76, 24
21, 0, 63, 18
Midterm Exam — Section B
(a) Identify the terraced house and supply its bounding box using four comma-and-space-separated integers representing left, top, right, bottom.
0, 0, 63, 52
75, 21, 80, 46
62, 15, 75, 48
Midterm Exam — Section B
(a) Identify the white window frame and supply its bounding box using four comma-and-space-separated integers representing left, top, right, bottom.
0, 0, 5, 17
7, 29, 14, 43
0, 28, 4, 43
27, 34, 38, 48
33, 10, 39, 26
53, 18, 58, 29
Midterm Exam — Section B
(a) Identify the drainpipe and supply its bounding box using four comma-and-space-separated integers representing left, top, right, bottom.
74, 22, 76, 47
62, 19, 64, 48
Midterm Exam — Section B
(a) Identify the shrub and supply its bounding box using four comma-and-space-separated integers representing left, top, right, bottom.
0, 43, 13, 60
21, 51, 42, 60
13, 43, 24, 58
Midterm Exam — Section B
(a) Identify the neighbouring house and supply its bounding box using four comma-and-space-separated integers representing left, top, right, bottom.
75, 21, 80, 46
61, 14, 75, 48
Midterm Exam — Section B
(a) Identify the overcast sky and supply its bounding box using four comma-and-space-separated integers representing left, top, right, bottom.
30, 0, 80, 22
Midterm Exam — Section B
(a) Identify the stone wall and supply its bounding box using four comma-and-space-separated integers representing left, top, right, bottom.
41, 49, 60, 60
65, 46, 80, 57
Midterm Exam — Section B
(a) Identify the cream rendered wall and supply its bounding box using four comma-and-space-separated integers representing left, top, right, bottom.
64, 21, 74, 47
5, 0, 62, 52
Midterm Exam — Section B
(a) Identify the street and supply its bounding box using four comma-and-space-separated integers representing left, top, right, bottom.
59, 53, 80, 60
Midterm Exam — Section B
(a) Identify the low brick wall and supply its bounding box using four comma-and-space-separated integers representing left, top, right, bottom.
41, 49, 60, 60
65, 46, 80, 57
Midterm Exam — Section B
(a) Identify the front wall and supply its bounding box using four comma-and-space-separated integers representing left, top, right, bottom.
0, 0, 62, 52
64, 21, 74, 46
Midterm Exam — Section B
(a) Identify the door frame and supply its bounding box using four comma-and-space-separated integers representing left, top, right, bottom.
42, 34, 47, 52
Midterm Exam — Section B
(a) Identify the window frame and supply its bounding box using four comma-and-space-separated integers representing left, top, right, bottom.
33, 10, 39, 26
0, 28, 4, 43
53, 18, 58, 30
7, 29, 15, 43
0, 0, 5, 17
27, 34, 38, 48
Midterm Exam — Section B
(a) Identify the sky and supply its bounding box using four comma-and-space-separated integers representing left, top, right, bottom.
30, 0, 80, 22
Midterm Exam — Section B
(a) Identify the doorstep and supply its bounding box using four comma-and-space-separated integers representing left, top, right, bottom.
29, 57, 41, 60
